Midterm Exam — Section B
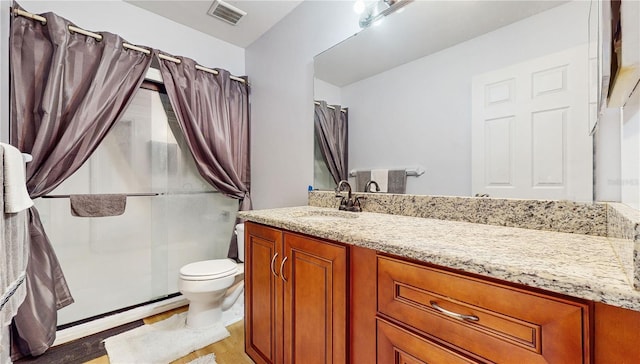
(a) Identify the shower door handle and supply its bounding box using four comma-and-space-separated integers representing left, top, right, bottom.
270, 253, 279, 277
279, 256, 288, 282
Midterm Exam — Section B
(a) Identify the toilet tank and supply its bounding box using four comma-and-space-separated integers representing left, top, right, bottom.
235, 223, 245, 262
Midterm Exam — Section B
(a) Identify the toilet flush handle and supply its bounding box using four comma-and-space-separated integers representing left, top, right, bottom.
270, 253, 279, 277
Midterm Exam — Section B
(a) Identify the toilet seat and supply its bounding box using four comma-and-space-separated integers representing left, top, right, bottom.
180, 259, 238, 281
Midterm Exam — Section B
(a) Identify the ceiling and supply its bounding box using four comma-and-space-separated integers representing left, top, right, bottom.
125, 0, 303, 48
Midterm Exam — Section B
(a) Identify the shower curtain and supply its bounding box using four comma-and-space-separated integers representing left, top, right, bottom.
157, 56, 251, 260
314, 101, 348, 185
10, 7, 152, 356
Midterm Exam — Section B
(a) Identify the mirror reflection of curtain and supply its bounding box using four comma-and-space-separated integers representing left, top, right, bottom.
10, 7, 152, 357
157, 56, 250, 260
314, 101, 348, 186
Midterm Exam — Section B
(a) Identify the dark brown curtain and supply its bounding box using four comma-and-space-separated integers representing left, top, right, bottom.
9, 9, 152, 357
157, 55, 250, 260
314, 101, 348, 185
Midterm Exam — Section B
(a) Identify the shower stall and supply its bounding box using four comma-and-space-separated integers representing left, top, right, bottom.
34, 86, 239, 326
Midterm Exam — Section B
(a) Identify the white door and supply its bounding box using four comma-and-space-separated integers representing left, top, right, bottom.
472, 45, 592, 201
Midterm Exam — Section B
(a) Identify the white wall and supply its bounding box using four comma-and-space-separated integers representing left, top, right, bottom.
314, 78, 342, 106
621, 87, 640, 209
343, 1, 589, 196
595, 108, 622, 202
246, 1, 359, 209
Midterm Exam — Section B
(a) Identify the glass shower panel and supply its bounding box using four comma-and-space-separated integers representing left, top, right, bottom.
36, 87, 238, 326
158, 93, 239, 293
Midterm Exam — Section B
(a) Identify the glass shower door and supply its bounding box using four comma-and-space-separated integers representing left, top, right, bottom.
35, 87, 238, 326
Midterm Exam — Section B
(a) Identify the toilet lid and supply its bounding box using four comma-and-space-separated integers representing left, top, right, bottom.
180, 259, 238, 280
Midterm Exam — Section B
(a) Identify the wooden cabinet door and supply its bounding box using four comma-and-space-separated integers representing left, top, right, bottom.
245, 222, 284, 364
377, 319, 484, 364
282, 233, 348, 364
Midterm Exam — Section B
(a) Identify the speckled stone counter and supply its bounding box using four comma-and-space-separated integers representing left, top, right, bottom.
607, 203, 640, 289
239, 206, 640, 312
308, 191, 607, 236
309, 191, 640, 291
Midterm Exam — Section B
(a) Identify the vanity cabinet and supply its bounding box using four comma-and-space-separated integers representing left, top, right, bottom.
246, 224, 591, 363
244, 222, 347, 364
375, 256, 590, 363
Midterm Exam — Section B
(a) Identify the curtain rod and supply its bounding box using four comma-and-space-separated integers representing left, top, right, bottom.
314, 101, 347, 113
12, 7, 247, 84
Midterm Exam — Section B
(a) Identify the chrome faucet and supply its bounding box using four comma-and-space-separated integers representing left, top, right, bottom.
364, 180, 380, 193
336, 180, 352, 200
335, 180, 362, 212
335, 180, 352, 211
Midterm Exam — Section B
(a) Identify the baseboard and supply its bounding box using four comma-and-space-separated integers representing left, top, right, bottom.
53, 295, 188, 346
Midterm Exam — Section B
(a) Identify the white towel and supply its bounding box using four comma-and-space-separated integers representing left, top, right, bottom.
371, 169, 388, 193
0, 145, 30, 347
1, 143, 33, 213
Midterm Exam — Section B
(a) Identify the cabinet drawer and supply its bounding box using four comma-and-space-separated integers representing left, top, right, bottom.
377, 256, 589, 363
377, 318, 483, 364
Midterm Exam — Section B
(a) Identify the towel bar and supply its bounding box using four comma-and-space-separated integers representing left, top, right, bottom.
42, 191, 221, 198
349, 167, 425, 178
42, 193, 159, 199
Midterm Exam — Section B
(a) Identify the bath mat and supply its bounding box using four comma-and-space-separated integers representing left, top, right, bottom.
103, 312, 229, 364
188, 353, 218, 364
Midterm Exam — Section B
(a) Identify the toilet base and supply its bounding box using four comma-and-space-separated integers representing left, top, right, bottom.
183, 279, 245, 329
186, 301, 223, 329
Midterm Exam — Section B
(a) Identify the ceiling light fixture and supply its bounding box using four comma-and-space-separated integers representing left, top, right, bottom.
353, 0, 366, 15
358, 0, 412, 29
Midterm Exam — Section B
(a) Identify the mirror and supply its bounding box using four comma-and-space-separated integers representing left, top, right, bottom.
313, 0, 599, 201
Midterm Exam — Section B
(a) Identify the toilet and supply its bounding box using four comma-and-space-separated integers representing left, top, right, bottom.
178, 223, 245, 329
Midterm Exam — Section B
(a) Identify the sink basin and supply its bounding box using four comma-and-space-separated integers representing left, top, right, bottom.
292, 210, 360, 221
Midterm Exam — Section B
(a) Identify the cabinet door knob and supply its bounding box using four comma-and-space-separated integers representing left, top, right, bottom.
430, 301, 479, 322
280, 256, 288, 282
270, 253, 279, 277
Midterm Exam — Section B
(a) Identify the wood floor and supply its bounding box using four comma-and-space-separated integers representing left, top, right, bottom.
85, 306, 254, 364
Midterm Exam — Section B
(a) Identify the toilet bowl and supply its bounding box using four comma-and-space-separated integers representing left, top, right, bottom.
178, 223, 245, 329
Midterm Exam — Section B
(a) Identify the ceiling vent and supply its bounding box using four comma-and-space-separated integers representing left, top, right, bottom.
207, 0, 247, 26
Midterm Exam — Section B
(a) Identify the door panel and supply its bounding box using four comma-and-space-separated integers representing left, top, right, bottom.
472, 45, 591, 201
484, 116, 514, 186
283, 233, 347, 364
532, 108, 567, 186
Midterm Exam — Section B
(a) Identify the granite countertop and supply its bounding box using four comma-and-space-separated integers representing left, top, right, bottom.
239, 206, 640, 311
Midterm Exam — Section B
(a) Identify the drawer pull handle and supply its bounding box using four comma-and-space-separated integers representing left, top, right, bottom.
280, 256, 288, 282
430, 301, 479, 322
270, 253, 279, 277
